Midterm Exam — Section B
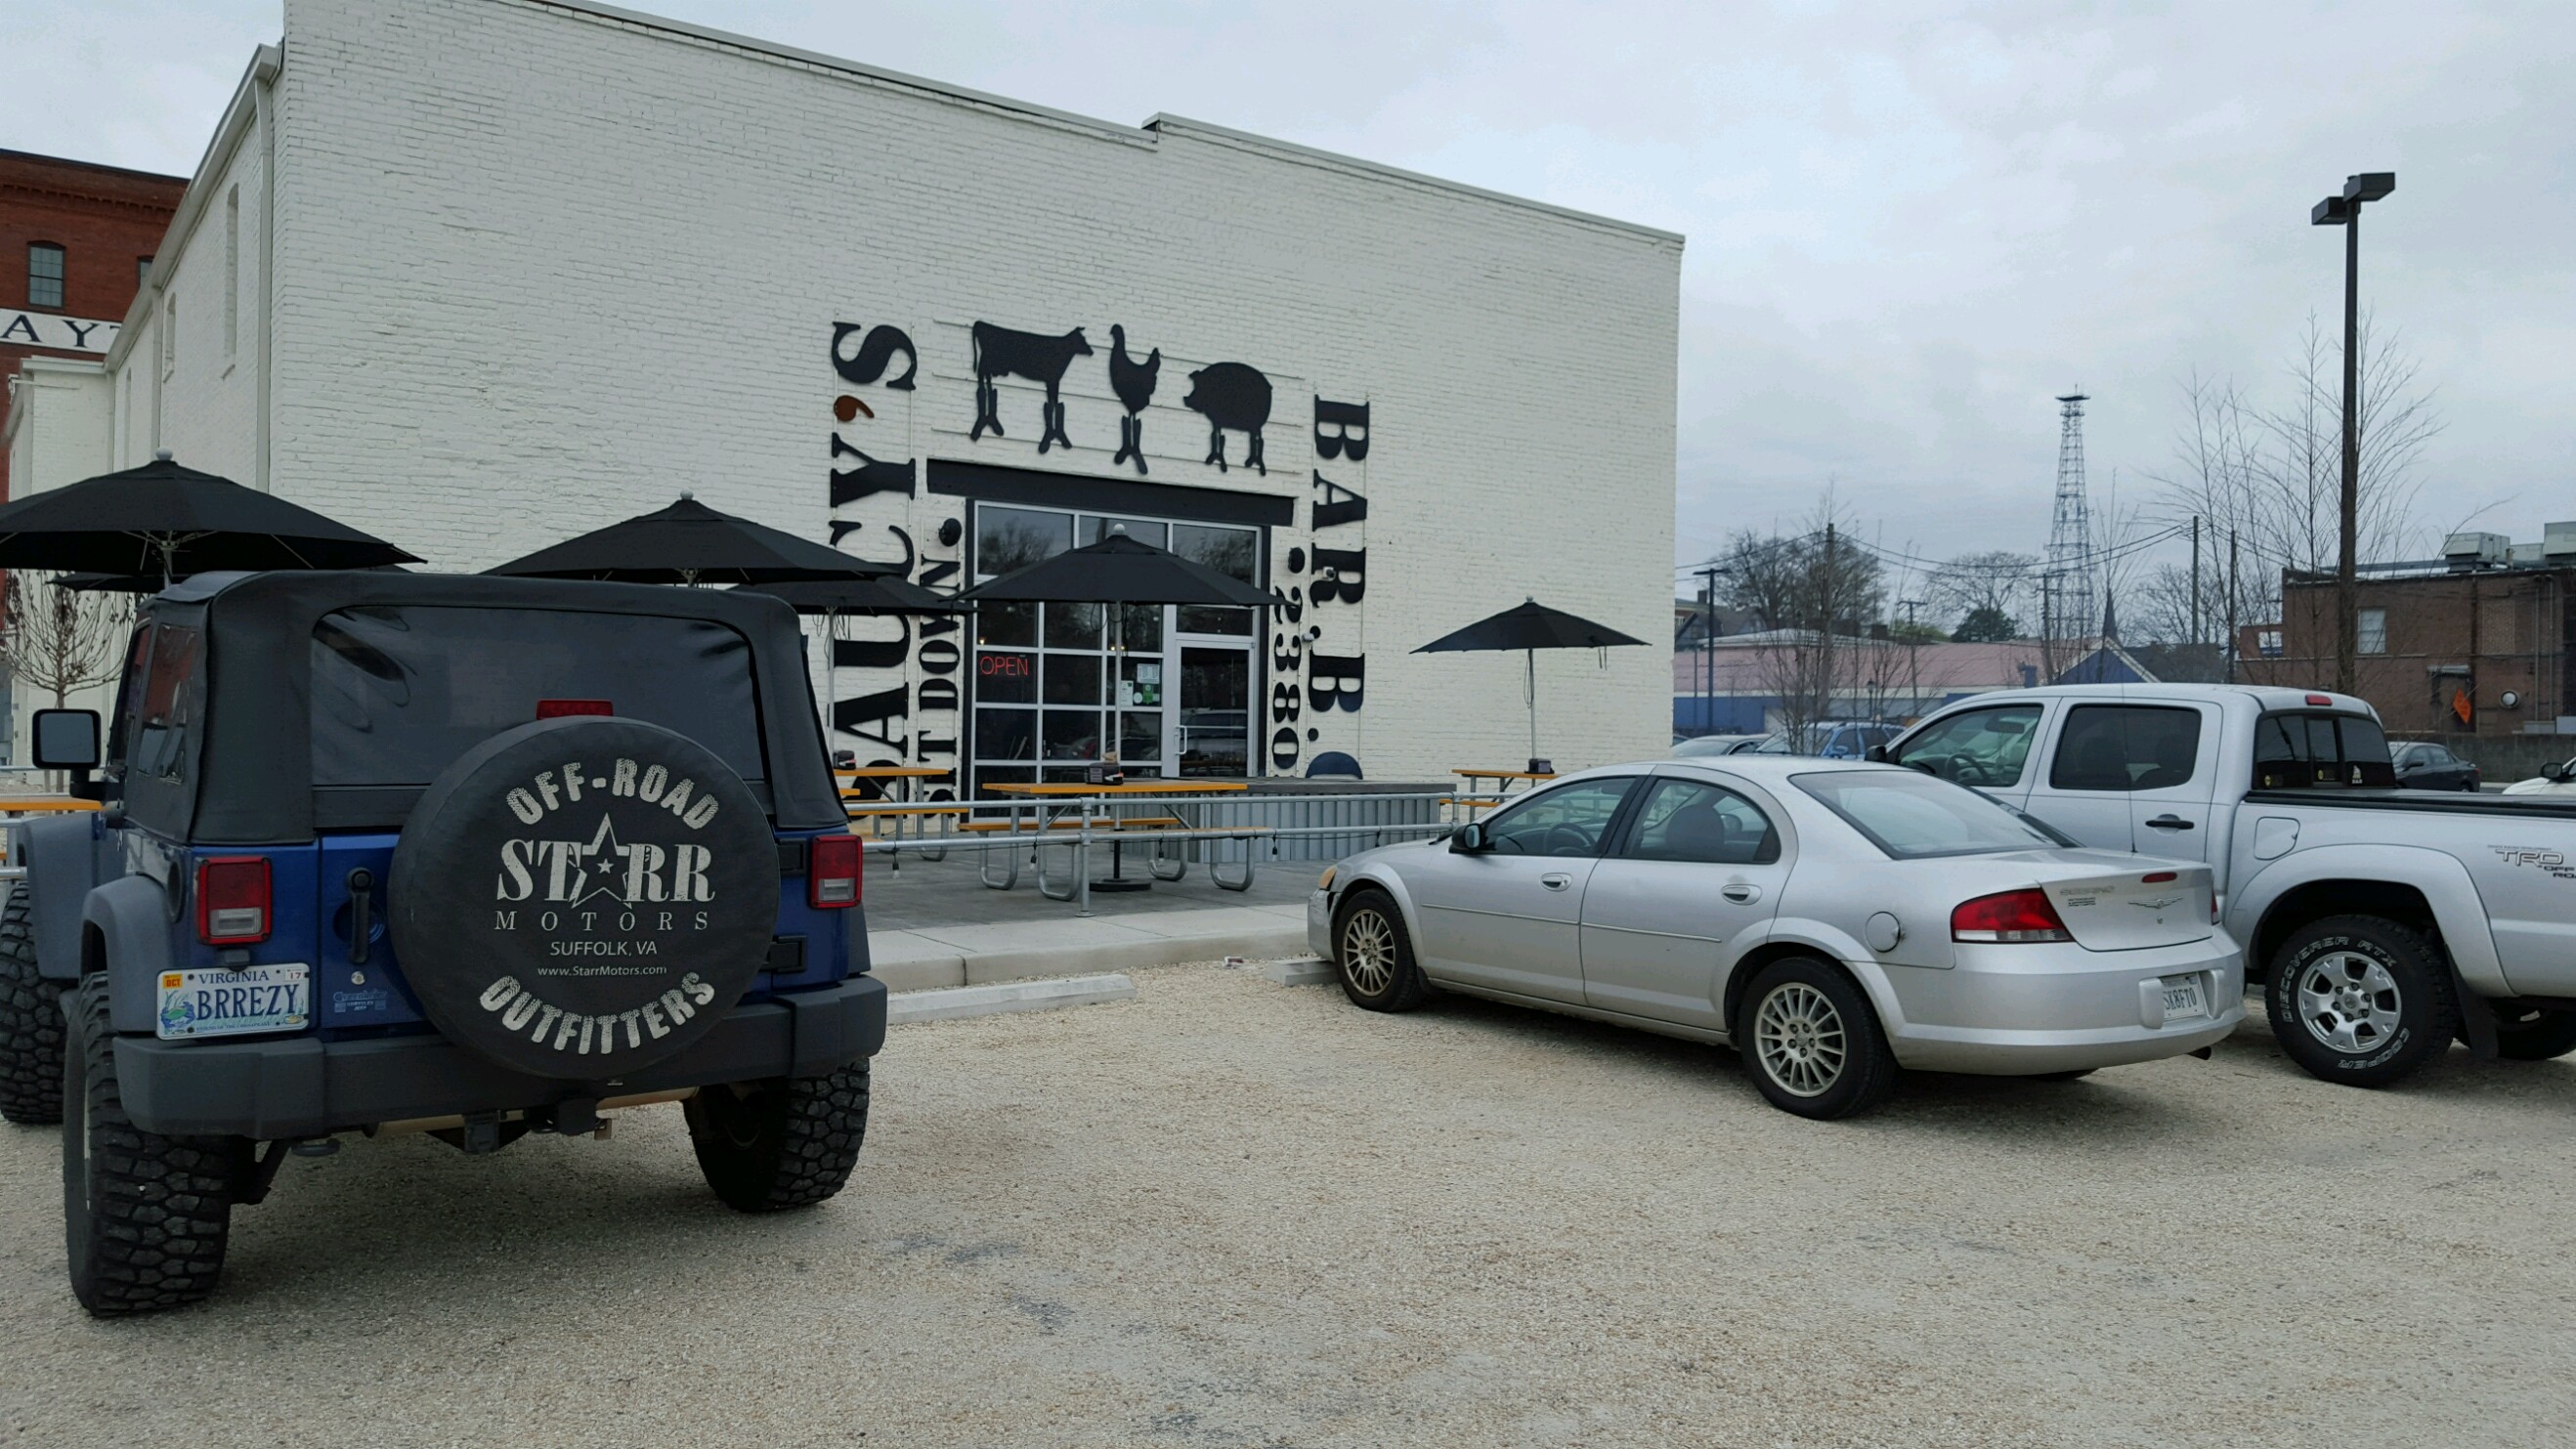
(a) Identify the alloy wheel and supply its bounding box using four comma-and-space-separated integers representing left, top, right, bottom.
1339, 908, 1397, 996
1754, 982, 1847, 1097
2296, 951, 2403, 1054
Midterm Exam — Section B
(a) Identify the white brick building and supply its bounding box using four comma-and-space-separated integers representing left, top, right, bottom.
11, 0, 1681, 788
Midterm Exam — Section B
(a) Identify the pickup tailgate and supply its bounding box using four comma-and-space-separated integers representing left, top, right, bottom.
2026, 852, 2216, 952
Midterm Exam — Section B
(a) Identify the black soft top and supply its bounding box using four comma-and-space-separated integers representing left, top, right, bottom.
129, 571, 842, 843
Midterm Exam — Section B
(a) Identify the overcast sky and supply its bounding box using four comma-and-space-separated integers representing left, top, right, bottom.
10, 1, 2571, 597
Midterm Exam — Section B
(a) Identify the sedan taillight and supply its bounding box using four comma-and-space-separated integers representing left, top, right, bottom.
197, 856, 273, 945
1951, 888, 2072, 944
808, 833, 862, 909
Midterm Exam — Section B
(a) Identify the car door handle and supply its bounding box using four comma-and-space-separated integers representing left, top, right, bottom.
1722, 883, 1760, 904
2145, 815, 2195, 831
1540, 873, 1572, 891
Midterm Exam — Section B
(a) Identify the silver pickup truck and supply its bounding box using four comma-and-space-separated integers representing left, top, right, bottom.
1884, 683, 2576, 1087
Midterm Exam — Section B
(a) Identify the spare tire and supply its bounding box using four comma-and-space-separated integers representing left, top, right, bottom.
390, 716, 778, 1080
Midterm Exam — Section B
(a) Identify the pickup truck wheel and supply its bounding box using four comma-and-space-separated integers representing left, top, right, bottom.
2266, 916, 2456, 1088
685, 1061, 871, 1213
0, 887, 64, 1126
64, 975, 238, 1315
2489, 1004, 2576, 1062
1737, 958, 1898, 1120
1332, 888, 1432, 1012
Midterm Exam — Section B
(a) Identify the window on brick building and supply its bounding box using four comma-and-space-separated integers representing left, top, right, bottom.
27, 243, 65, 309
2357, 608, 2387, 656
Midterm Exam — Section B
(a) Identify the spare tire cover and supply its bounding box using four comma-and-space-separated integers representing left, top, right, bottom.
390, 716, 777, 1079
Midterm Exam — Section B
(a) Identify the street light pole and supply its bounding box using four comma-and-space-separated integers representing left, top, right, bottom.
2312, 170, 2395, 696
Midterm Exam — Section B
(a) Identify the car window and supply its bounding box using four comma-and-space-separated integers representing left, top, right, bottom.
1793, 770, 2063, 859
2252, 711, 2396, 789
2046, 704, 2203, 792
1889, 704, 2041, 787
1619, 778, 1780, 865
130, 623, 203, 784
1481, 777, 1636, 858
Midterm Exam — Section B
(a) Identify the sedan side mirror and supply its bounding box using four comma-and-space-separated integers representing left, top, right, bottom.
2545, 760, 2571, 783
1450, 821, 1488, 854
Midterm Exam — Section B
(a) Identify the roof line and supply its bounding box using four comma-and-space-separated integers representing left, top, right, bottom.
1143, 114, 1683, 244
0, 148, 190, 188
530, 1, 1681, 244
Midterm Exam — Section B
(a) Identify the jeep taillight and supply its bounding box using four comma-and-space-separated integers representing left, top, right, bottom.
197, 856, 272, 945
809, 833, 862, 909
1951, 888, 2071, 944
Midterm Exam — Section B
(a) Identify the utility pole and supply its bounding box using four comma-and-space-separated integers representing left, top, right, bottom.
1696, 564, 1722, 736
2190, 516, 2203, 650
2312, 171, 2396, 695
2226, 528, 2240, 684
1899, 598, 1924, 718
1820, 523, 1836, 727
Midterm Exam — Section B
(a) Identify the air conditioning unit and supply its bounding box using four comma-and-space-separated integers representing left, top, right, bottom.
2443, 532, 2509, 568
2544, 521, 2576, 559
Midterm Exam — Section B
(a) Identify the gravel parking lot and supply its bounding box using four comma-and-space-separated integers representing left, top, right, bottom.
3, 961, 2572, 1448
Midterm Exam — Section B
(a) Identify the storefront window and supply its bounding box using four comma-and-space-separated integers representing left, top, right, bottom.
966, 503, 1262, 793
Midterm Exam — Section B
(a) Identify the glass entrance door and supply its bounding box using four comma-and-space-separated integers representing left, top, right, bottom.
968, 504, 1261, 791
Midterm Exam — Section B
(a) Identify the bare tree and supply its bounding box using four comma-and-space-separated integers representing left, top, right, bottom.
1928, 551, 2037, 638
1718, 501, 1886, 739
0, 574, 132, 711
2149, 313, 2443, 683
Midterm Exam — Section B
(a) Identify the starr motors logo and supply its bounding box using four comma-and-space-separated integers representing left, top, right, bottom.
495, 810, 716, 908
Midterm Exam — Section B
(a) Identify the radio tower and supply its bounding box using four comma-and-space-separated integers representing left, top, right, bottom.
2042, 391, 2093, 647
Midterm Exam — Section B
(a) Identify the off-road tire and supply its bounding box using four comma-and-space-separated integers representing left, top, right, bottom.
2266, 915, 2457, 1088
685, 1061, 871, 1213
1331, 888, 1433, 1012
64, 975, 238, 1315
1736, 957, 1899, 1121
0, 887, 64, 1126
2489, 1003, 2576, 1062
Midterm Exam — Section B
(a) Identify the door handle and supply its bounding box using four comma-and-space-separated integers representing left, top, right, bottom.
1540, 873, 1571, 891
345, 868, 374, 965
1722, 883, 1760, 904
2145, 815, 2195, 831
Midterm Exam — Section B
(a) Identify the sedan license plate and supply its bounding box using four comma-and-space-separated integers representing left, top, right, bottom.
2158, 973, 2210, 1024
156, 963, 311, 1041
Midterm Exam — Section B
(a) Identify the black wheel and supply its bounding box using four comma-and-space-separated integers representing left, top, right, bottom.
2490, 1003, 2576, 1062
1736, 957, 1898, 1120
2265, 915, 2457, 1087
685, 1061, 871, 1213
1331, 888, 1432, 1012
0, 886, 64, 1126
64, 974, 239, 1315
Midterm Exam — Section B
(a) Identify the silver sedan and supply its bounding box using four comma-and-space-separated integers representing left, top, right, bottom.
1309, 757, 2244, 1119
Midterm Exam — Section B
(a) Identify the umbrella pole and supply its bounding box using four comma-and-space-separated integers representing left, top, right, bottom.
824, 607, 837, 750
1526, 647, 1537, 767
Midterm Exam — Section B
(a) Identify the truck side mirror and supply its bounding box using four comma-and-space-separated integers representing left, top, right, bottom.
31, 708, 101, 771
1866, 744, 1890, 763
2545, 760, 2571, 783
1450, 821, 1488, 854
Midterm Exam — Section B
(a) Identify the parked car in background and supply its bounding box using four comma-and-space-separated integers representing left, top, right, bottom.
2502, 758, 2576, 795
1671, 733, 1769, 758
2390, 741, 2480, 791
1750, 721, 1903, 759
1312, 757, 2241, 1121
1886, 683, 2576, 1087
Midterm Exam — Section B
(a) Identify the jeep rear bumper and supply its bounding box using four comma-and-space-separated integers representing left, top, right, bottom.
107, 976, 885, 1139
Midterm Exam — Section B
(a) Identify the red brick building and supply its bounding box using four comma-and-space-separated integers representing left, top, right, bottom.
2267, 554, 2576, 738
1, 149, 188, 503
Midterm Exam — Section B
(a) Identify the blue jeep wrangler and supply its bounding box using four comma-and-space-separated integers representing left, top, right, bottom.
0, 571, 884, 1314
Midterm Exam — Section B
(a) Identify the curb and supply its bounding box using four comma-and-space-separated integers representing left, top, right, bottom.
871, 921, 1308, 992
1262, 958, 1333, 986
886, 973, 1138, 1025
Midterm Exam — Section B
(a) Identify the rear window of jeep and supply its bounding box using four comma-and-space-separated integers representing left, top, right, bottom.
310, 606, 764, 787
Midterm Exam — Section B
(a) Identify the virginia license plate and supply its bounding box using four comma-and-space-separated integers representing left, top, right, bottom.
156, 963, 312, 1041
2159, 973, 2210, 1023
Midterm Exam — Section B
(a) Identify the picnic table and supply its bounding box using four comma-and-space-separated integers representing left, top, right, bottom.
1449, 767, 1556, 816
980, 780, 1255, 907
0, 796, 102, 815
837, 767, 961, 872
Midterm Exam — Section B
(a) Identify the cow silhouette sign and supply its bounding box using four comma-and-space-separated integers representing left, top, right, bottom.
970, 322, 1092, 453
1185, 362, 1271, 475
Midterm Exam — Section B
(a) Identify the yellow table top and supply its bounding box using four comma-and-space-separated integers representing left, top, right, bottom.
1452, 769, 1557, 782
0, 796, 102, 814
836, 766, 953, 779
984, 781, 1250, 797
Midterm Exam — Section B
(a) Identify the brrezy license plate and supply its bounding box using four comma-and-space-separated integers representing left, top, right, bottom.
2159, 973, 2210, 1023
156, 963, 311, 1041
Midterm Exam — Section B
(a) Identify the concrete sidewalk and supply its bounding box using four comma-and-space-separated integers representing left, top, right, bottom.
871, 903, 1309, 989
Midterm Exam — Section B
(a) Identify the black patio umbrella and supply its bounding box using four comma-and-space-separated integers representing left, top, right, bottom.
487, 493, 887, 586
955, 531, 1271, 608
1414, 597, 1649, 768
50, 571, 161, 593
736, 575, 970, 720
0, 451, 419, 582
